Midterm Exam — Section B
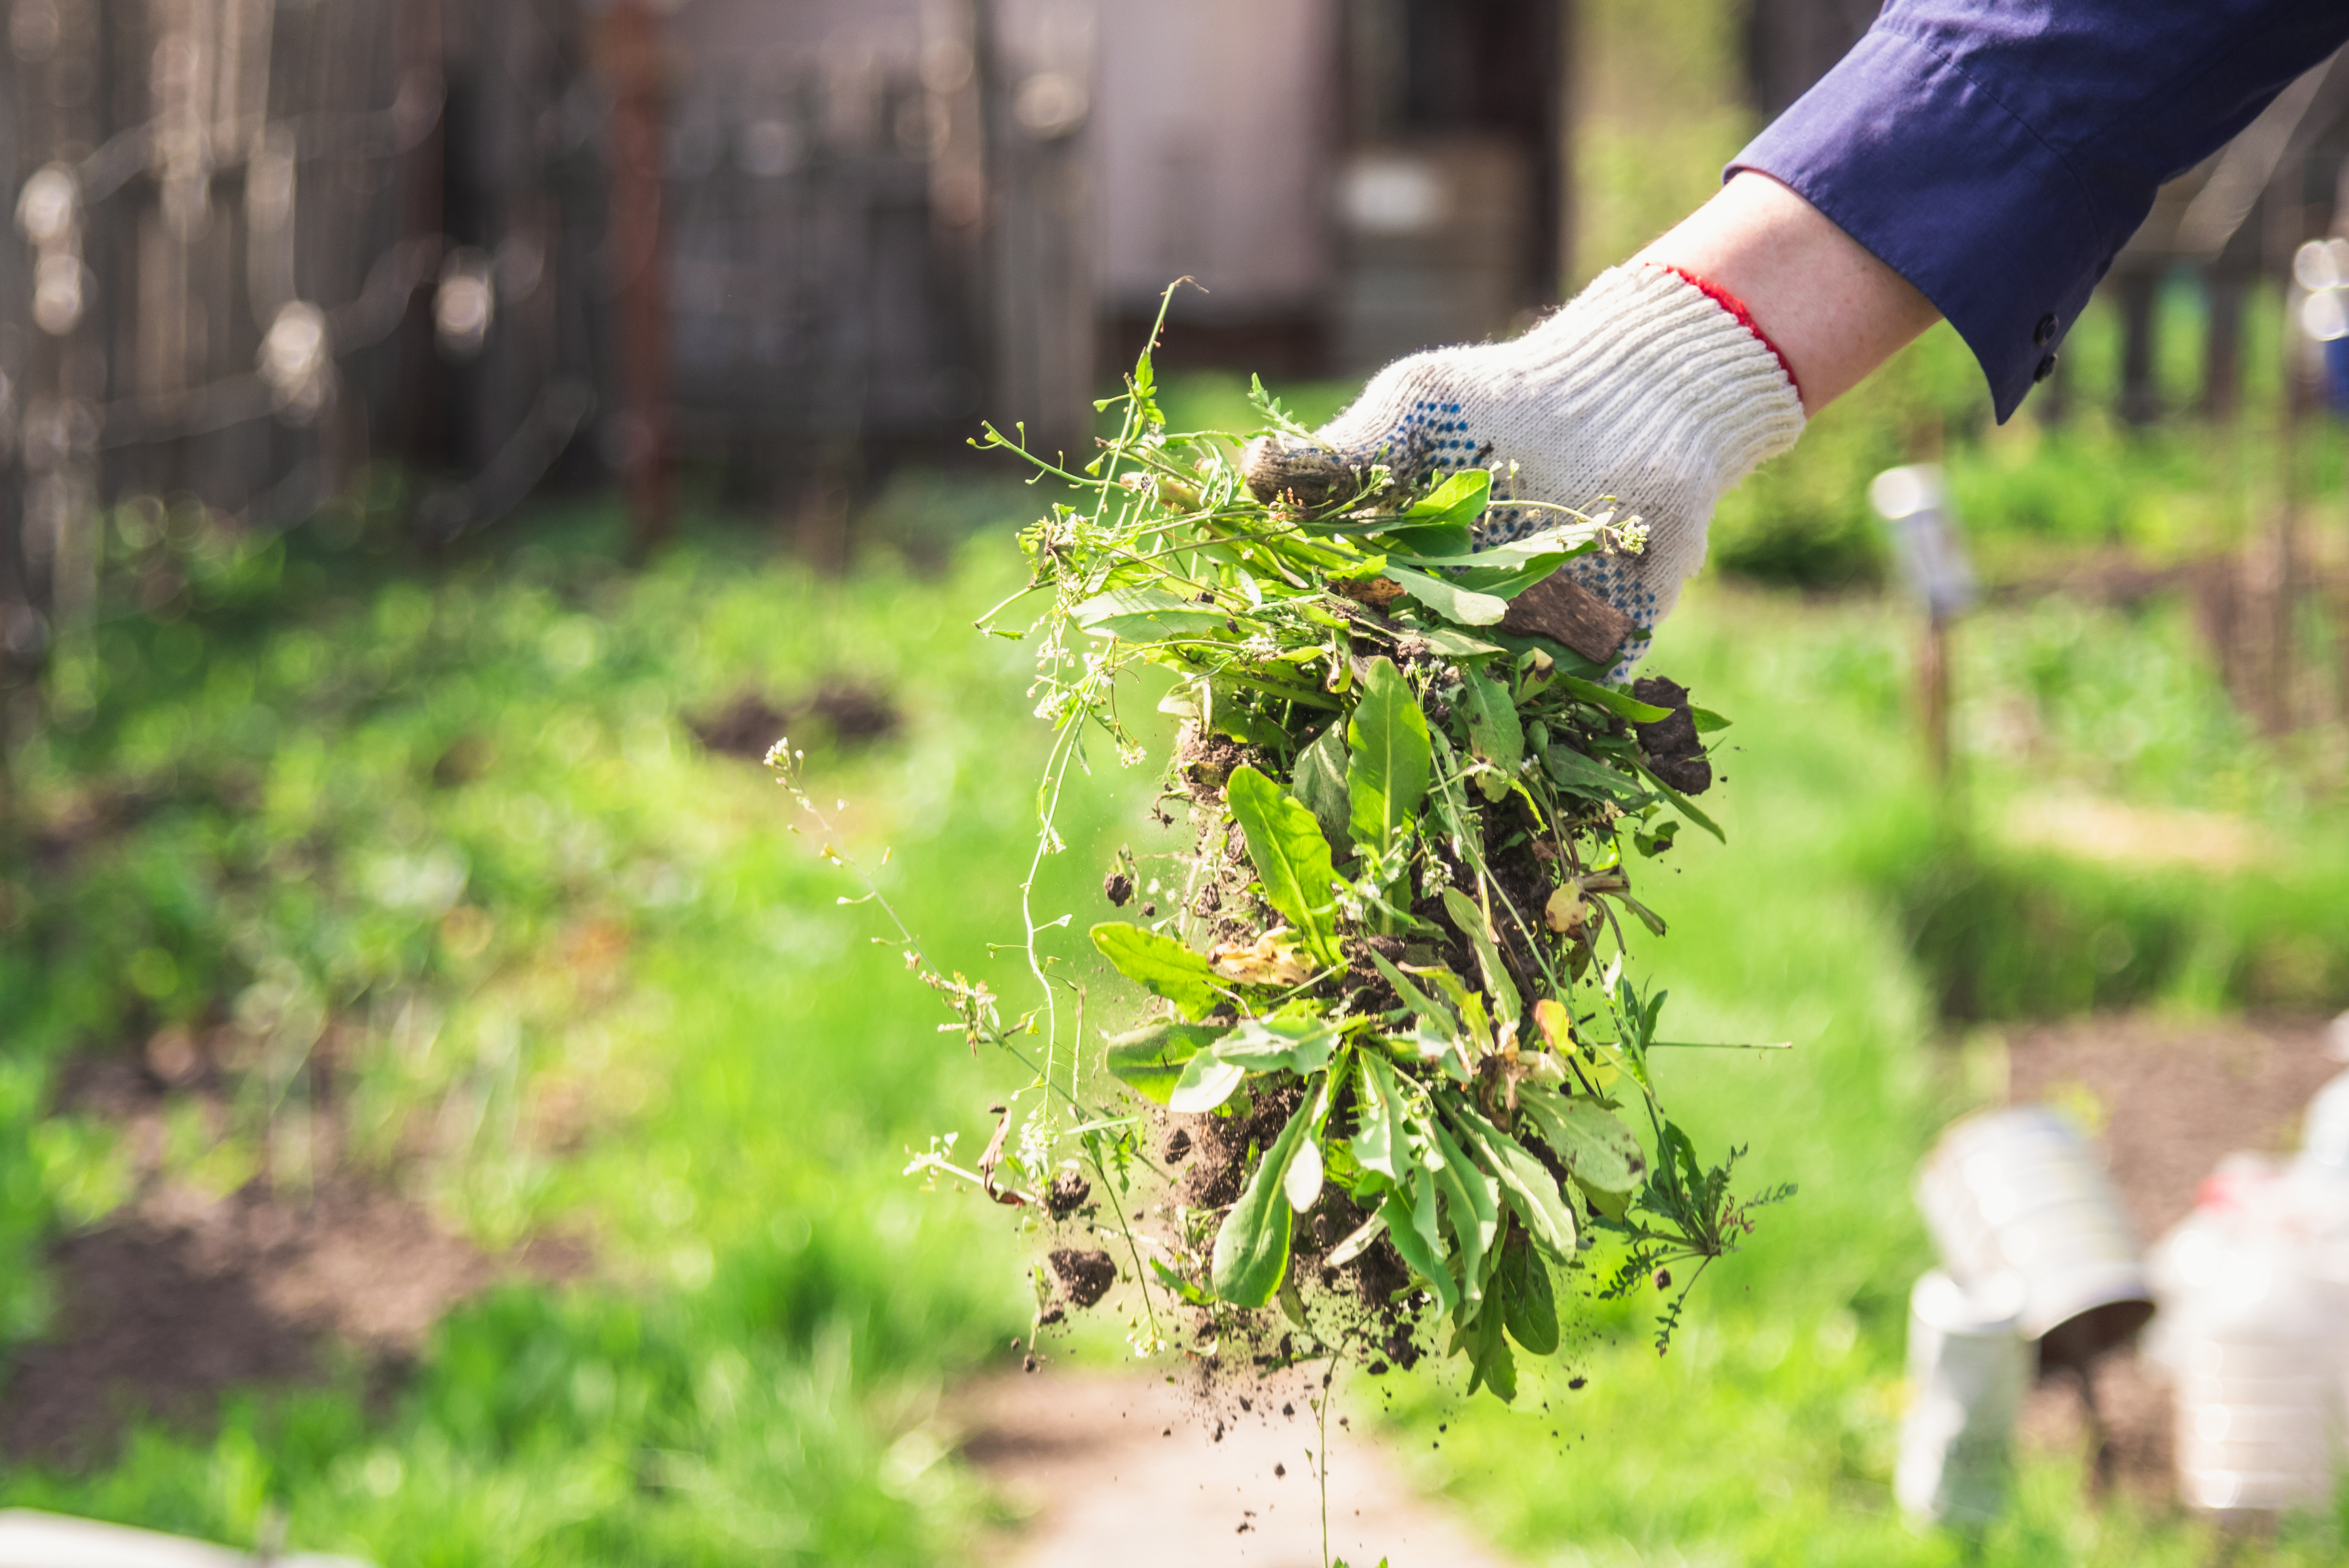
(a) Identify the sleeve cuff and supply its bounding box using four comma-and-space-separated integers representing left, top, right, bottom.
1729, 28, 2122, 422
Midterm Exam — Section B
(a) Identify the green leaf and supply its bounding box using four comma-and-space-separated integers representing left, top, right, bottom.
1351, 1052, 1412, 1181
1438, 887, 1520, 1029
1517, 1089, 1649, 1194
1210, 1092, 1317, 1307
1690, 706, 1732, 734
1556, 673, 1672, 723
1214, 1008, 1341, 1075
1291, 721, 1354, 857
1450, 1103, 1577, 1263
1457, 667, 1524, 801
1496, 1234, 1560, 1355
1090, 923, 1222, 1018
1381, 564, 1507, 626
1426, 1114, 1500, 1311
1167, 1049, 1250, 1115
1072, 586, 1230, 641
1284, 1131, 1325, 1212
1540, 739, 1649, 805
1148, 1256, 1214, 1306
1103, 1021, 1224, 1104
1224, 766, 1342, 965
1369, 952, 1455, 1035
1381, 522, 1475, 559
1455, 1300, 1519, 1401
1376, 1175, 1460, 1318
1409, 624, 1509, 660
1387, 522, 1602, 571
1406, 469, 1492, 527
1345, 658, 1431, 859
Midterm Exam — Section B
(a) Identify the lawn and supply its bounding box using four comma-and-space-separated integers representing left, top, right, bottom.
3, 327, 2347, 1564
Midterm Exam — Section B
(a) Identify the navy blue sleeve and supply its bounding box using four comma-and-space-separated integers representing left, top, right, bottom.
1731, 2, 2349, 420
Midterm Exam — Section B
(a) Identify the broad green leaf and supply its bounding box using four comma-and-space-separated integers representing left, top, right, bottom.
1405, 468, 1492, 527
1291, 721, 1354, 857
1225, 766, 1342, 964
1209, 1092, 1316, 1307
1457, 667, 1524, 800
1381, 522, 1475, 559
1517, 1089, 1649, 1194
1690, 706, 1732, 733
1221, 765, 1334, 962
1376, 1175, 1460, 1318
1452, 1300, 1519, 1401
1167, 1050, 1249, 1114
1557, 673, 1672, 723
1438, 886, 1520, 1028
1090, 922, 1221, 1018
1345, 659, 1430, 858
1427, 1114, 1500, 1311
1214, 1008, 1341, 1075
1410, 624, 1509, 660
1540, 739, 1648, 805
1381, 564, 1507, 626
1351, 1052, 1411, 1180
1446, 558, 1572, 600
1451, 1103, 1577, 1263
1073, 586, 1230, 641
1103, 1021, 1223, 1104
1496, 1235, 1560, 1355
1387, 522, 1602, 571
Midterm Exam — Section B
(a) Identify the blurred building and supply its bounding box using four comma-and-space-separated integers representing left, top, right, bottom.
1096, 0, 1570, 378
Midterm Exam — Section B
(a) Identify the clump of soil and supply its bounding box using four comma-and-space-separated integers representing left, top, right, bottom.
1045, 1170, 1092, 1216
1629, 676, 1710, 796
1049, 1248, 1118, 1308
690, 680, 900, 760
1170, 724, 1263, 799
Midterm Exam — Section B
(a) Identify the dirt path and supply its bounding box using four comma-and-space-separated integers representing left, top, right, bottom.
954, 1368, 1519, 1568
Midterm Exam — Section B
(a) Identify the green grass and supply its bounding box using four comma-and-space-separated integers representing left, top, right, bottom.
0, 502, 1134, 1561
1362, 585, 2349, 1566
5, 426, 2347, 1562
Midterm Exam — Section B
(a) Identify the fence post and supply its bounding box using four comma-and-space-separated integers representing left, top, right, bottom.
604, 0, 673, 554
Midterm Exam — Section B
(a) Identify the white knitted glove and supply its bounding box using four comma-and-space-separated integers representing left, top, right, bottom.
1247, 263, 1805, 673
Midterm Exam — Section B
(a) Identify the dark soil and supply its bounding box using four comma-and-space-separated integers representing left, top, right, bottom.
1048, 1249, 1117, 1309
2000, 1012, 2344, 1499
1, 1177, 586, 1467
1628, 676, 1710, 796
689, 680, 900, 761
1169, 724, 1261, 801
14, 1052, 591, 1468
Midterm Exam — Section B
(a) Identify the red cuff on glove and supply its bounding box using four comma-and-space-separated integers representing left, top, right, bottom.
1655, 265, 1802, 402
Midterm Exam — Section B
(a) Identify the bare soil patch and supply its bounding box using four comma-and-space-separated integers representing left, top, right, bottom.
6, 1056, 589, 1468
953, 1368, 1519, 1568
1999, 1012, 2344, 1498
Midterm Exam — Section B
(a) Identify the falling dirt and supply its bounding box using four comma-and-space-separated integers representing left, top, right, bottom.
953, 1368, 1520, 1568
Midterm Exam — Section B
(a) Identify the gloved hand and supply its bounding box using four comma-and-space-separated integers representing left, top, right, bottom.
1244, 263, 1804, 673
